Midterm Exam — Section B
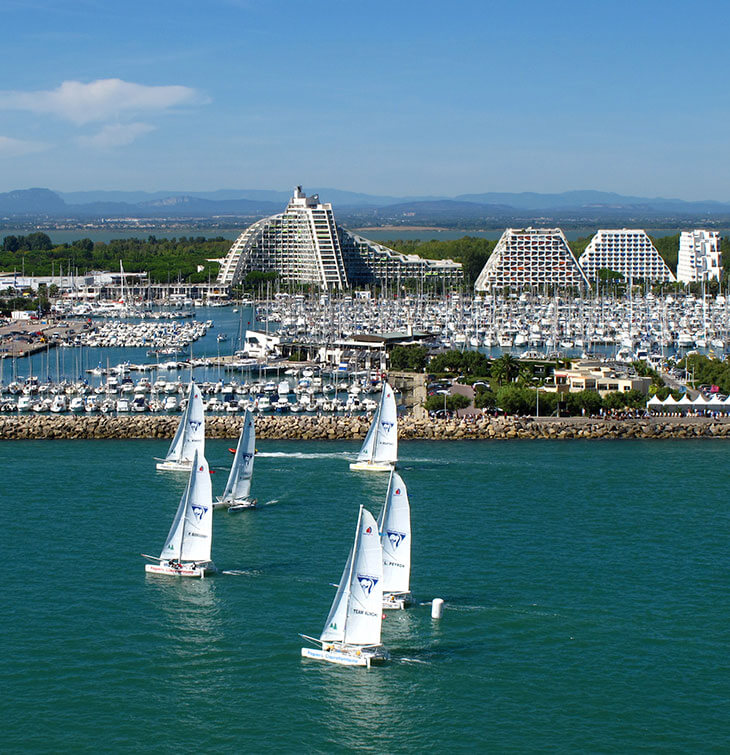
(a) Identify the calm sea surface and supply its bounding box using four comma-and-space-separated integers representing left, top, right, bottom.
5, 438, 729, 752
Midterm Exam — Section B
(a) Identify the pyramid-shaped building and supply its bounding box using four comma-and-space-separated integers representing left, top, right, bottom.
579, 229, 675, 283
217, 187, 463, 290
474, 227, 589, 291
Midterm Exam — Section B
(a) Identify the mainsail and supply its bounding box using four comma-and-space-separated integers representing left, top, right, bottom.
320, 506, 383, 647
221, 409, 255, 503
163, 381, 205, 464
372, 382, 398, 464
159, 450, 213, 563
377, 471, 411, 594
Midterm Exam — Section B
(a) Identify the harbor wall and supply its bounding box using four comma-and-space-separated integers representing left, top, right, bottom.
1, 414, 730, 441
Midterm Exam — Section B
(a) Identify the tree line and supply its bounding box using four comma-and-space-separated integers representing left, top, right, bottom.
1, 233, 229, 284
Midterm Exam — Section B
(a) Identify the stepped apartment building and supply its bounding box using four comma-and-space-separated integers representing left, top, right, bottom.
474, 227, 590, 291
217, 187, 463, 290
578, 229, 675, 283
676, 230, 721, 283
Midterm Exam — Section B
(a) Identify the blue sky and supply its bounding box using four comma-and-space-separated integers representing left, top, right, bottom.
0, 0, 727, 199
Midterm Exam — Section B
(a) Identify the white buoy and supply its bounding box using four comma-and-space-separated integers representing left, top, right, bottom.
431, 598, 444, 619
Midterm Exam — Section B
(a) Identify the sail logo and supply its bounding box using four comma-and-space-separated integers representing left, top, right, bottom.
241, 452, 254, 462
191, 504, 208, 521
387, 530, 407, 548
357, 574, 379, 595
189, 420, 202, 432
380, 420, 394, 432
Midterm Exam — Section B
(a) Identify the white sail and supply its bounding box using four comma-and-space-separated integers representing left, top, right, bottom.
345, 507, 383, 646
372, 382, 398, 464
221, 409, 255, 503
159, 450, 213, 563
320, 506, 383, 647
163, 381, 205, 464
179, 382, 205, 463
377, 471, 411, 594
356, 409, 379, 462
320, 548, 352, 644
163, 401, 187, 462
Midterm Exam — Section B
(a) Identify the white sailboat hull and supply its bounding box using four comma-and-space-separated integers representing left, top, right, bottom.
349, 460, 395, 472
144, 560, 216, 578
383, 591, 413, 610
300, 644, 388, 668
226, 499, 257, 512
156, 459, 194, 472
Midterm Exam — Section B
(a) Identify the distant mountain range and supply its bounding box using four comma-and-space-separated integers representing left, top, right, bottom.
2, 187, 730, 224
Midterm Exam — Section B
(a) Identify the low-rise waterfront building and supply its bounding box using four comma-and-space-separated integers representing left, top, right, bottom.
578, 229, 675, 283
676, 230, 721, 284
550, 360, 652, 396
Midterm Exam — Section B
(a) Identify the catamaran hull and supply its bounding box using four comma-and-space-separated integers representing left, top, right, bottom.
349, 461, 395, 472
145, 562, 216, 578
156, 460, 193, 472
300, 646, 388, 668
383, 592, 413, 610
213, 497, 257, 511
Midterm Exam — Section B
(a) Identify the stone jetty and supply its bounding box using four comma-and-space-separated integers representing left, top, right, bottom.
1, 414, 730, 441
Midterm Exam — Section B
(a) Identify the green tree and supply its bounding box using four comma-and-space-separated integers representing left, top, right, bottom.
389, 345, 428, 372
495, 385, 533, 415
425, 393, 471, 412
491, 353, 520, 387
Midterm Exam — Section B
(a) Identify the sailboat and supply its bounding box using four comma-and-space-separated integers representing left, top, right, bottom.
143, 449, 216, 578
378, 471, 413, 609
156, 380, 205, 471
349, 381, 398, 472
216, 408, 256, 511
301, 505, 389, 668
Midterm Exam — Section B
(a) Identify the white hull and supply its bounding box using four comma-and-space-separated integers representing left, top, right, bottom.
349, 460, 395, 472
383, 591, 413, 610
227, 499, 257, 512
144, 561, 216, 578
156, 459, 193, 472
300, 645, 388, 668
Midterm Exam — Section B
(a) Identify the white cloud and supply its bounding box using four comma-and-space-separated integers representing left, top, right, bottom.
0, 135, 49, 157
77, 122, 156, 149
0, 78, 206, 125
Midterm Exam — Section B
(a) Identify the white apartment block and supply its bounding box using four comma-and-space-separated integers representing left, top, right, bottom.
676, 230, 721, 283
578, 229, 675, 283
474, 227, 589, 291
218, 187, 463, 290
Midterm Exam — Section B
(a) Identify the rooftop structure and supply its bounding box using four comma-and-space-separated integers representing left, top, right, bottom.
579, 229, 675, 283
474, 228, 589, 291
676, 230, 721, 284
218, 187, 463, 290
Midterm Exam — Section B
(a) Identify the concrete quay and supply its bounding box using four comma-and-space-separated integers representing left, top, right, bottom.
1, 414, 730, 441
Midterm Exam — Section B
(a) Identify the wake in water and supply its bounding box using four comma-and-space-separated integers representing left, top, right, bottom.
220, 568, 262, 577
255, 451, 354, 460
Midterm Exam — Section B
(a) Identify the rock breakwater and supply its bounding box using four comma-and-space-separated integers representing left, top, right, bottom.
1, 414, 730, 441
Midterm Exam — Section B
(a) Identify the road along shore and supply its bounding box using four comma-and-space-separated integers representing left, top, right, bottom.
1, 414, 729, 440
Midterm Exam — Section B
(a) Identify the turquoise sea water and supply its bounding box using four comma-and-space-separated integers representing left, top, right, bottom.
5, 438, 730, 752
